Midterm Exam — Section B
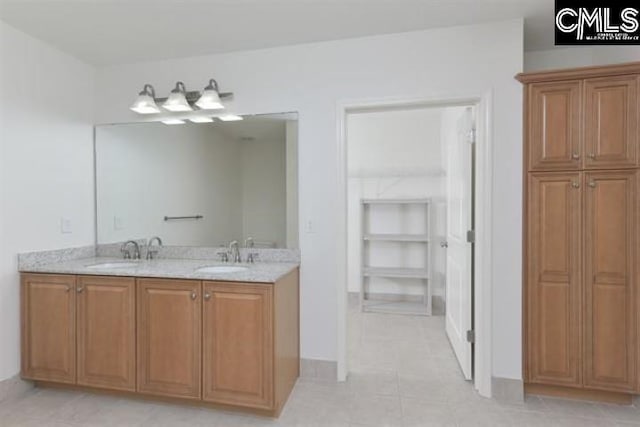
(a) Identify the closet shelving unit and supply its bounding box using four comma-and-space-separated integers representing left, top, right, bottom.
360, 198, 432, 316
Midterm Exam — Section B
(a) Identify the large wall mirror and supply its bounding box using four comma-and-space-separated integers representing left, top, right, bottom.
95, 113, 299, 249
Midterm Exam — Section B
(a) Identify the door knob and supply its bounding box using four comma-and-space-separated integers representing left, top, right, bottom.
588, 181, 596, 188
191, 291, 197, 300
440, 241, 448, 248
572, 153, 580, 160
76, 286, 84, 293
572, 182, 580, 188
204, 292, 211, 301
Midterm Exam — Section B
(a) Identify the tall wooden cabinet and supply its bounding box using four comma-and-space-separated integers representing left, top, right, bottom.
518, 62, 640, 401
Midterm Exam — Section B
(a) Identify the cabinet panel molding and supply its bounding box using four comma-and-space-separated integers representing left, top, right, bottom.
77, 276, 136, 391
584, 170, 637, 391
21, 274, 76, 384
584, 76, 637, 169
527, 173, 582, 386
137, 279, 202, 399
528, 81, 582, 171
202, 282, 274, 409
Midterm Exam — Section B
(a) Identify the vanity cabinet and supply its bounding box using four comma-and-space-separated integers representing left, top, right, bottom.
137, 279, 202, 399
20, 268, 299, 416
21, 274, 76, 384
519, 62, 640, 402
77, 276, 136, 391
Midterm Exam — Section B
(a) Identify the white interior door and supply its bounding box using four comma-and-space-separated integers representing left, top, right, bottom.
444, 107, 474, 380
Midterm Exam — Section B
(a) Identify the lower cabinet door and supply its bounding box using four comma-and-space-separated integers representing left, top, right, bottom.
526, 173, 582, 386
137, 279, 202, 399
203, 282, 273, 409
584, 170, 637, 392
76, 276, 136, 391
21, 274, 76, 383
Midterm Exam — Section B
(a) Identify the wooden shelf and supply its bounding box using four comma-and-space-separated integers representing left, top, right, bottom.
362, 300, 431, 316
364, 233, 429, 242
362, 198, 430, 205
363, 267, 429, 279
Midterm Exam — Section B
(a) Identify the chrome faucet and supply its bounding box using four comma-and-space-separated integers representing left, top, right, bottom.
229, 240, 241, 263
146, 236, 163, 260
245, 237, 258, 263
121, 240, 141, 260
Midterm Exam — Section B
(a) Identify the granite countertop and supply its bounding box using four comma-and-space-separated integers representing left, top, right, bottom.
19, 257, 298, 284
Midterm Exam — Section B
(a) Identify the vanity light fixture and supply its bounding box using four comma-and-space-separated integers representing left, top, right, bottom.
218, 114, 244, 122
162, 82, 193, 112
188, 116, 214, 123
195, 79, 224, 110
130, 79, 233, 116
130, 84, 160, 114
161, 119, 186, 125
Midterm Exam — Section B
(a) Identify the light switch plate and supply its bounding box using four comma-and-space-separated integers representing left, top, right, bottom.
114, 216, 124, 230
61, 217, 72, 234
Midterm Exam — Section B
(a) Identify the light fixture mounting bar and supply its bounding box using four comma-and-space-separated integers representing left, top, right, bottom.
154, 91, 233, 104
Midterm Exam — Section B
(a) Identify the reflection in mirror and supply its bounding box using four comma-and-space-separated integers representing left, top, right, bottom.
95, 113, 298, 249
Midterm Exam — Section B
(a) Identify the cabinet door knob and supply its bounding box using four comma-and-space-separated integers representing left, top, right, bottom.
572, 182, 580, 188
65, 285, 71, 292
588, 181, 596, 188
76, 286, 84, 293
204, 292, 211, 301
588, 153, 596, 159
191, 291, 197, 300
572, 153, 580, 160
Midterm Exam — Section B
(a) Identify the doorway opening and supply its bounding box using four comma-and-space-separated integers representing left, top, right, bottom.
343, 101, 482, 395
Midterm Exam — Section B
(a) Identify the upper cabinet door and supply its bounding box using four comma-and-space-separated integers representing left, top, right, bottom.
21, 274, 76, 384
202, 282, 273, 410
584, 76, 638, 169
528, 81, 582, 171
76, 276, 136, 391
137, 279, 202, 399
526, 173, 582, 386
584, 170, 637, 392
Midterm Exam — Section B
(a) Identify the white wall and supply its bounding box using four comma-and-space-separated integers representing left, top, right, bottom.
286, 121, 299, 249
346, 108, 446, 304
525, 46, 640, 71
0, 21, 96, 380
96, 123, 243, 246
93, 19, 523, 379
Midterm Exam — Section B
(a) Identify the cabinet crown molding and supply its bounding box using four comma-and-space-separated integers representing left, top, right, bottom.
516, 61, 640, 84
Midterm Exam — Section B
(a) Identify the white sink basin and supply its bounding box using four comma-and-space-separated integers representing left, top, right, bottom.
86, 262, 139, 269
196, 266, 248, 274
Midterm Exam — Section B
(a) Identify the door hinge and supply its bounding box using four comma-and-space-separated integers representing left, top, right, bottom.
466, 329, 475, 343
467, 128, 476, 144
466, 230, 475, 243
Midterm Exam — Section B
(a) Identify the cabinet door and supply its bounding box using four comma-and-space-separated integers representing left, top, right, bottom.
203, 282, 273, 409
528, 81, 582, 171
21, 274, 76, 383
137, 279, 201, 399
527, 173, 582, 386
584, 170, 637, 392
77, 276, 135, 391
584, 76, 637, 169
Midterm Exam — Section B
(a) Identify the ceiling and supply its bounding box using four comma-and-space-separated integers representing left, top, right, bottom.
0, 0, 554, 66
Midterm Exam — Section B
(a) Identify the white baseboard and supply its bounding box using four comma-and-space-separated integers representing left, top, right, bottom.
0, 375, 32, 403
492, 377, 524, 403
300, 359, 338, 381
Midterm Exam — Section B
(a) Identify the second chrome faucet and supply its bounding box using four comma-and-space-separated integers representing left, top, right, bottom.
218, 238, 259, 264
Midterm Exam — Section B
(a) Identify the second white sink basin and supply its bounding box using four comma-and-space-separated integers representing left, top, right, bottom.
86, 262, 139, 269
196, 266, 249, 274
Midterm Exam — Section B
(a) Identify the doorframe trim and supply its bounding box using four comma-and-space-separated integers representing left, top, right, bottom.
335, 93, 494, 398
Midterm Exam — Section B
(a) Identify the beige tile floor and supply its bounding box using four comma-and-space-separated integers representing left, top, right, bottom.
1, 305, 639, 426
